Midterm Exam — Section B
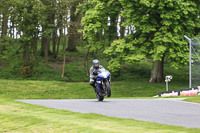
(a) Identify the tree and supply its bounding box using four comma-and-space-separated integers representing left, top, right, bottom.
61, 0, 69, 77
40, 0, 69, 59
81, 0, 121, 45
127, 0, 199, 82
66, 0, 82, 52
79, 0, 123, 75
105, 0, 200, 82
40, 0, 55, 64
0, 0, 11, 54
12, 0, 46, 76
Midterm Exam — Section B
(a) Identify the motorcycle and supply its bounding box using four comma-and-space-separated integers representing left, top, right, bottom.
94, 69, 111, 101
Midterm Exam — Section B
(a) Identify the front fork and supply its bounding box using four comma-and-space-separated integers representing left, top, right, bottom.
96, 78, 110, 90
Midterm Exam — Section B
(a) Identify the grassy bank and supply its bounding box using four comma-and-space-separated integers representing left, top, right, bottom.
0, 98, 200, 133
0, 44, 189, 83
2, 78, 200, 102
184, 95, 200, 103
1, 78, 200, 102
0, 79, 188, 99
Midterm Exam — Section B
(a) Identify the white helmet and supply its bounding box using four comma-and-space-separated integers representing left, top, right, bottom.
93, 59, 100, 69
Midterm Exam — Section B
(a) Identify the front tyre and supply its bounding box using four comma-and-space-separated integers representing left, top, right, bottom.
96, 93, 104, 101
105, 81, 111, 97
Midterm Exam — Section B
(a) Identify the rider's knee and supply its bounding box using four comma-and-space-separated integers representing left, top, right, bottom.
89, 78, 95, 84
89, 81, 95, 86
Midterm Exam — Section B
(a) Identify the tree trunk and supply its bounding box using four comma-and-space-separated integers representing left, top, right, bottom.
85, 47, 90, 76
1, 10, 8, 39
40, 0, 54, 57
41, 26, 46, 56
23, 43, 30, 63
44, 36, 49, 65
41, 25, 50, 64
33, 36, 38, 65
52, 27, 57, 58
62, 30, 67, 78
41, 25, 52, 57
108, 14, 118, 44
22, 39, 31, 62
21, 38, 34, 77
120, 16, 125, 39
56, 28, 62, 55
1, 9, 8, 54
149, 58, 164, 83
56, 4, 63, 55
66, 0, 82, 52
50, 3, 56, 59
67, 26, 77, 52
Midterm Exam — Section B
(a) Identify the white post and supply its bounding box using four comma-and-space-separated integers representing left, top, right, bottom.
166, 81, 168, 91
165, 75, 172, 91
184, 35, 192, 88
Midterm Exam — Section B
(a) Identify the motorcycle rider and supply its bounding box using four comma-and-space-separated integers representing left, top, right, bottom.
89, 59, 105, 92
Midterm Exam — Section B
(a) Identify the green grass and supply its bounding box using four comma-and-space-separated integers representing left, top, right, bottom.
183, 95, 200, 103
0, 80, 93, 99
0, 79, 188, 99
0, 78, 199, 132
0, 98, 200, 133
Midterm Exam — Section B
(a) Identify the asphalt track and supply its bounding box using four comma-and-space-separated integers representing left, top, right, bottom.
17, 99, 200, 128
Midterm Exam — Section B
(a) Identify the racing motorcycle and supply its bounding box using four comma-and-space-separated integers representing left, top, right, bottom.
94, 69, 111, 101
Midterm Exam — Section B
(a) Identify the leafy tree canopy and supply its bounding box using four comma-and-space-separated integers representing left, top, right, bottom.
104, 0, 200, 73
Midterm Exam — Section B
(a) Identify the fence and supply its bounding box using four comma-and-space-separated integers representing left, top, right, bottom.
184, 36, 200, 88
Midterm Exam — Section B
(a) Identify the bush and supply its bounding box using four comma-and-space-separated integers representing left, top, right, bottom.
21, 62, 34, 77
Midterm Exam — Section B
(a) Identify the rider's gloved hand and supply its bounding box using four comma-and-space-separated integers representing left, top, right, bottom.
93, 71, 98, 75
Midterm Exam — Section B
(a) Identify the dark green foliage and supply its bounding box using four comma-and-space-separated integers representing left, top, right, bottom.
29, 64, 65, 81
64, 62, 89, 82
0, 47, 189, 83
0, 64, 56, 81
21, 62, 34, 77
0, 55, 65, 81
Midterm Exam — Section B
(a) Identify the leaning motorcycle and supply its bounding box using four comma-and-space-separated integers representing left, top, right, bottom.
94, 69, 111, 101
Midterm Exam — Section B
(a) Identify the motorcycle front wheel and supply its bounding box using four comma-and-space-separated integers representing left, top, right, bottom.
96, 93, 104, 101
105, 81, 111, 97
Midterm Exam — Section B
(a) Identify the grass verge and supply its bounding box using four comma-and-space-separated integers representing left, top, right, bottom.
1, 79, 199, 132
0, 98, 200, 133
0, 79, 188, 99
183, 95, 200, 103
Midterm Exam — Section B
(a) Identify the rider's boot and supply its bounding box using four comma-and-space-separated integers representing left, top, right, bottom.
93, 87, 97, 92
91, 84, 96, 92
